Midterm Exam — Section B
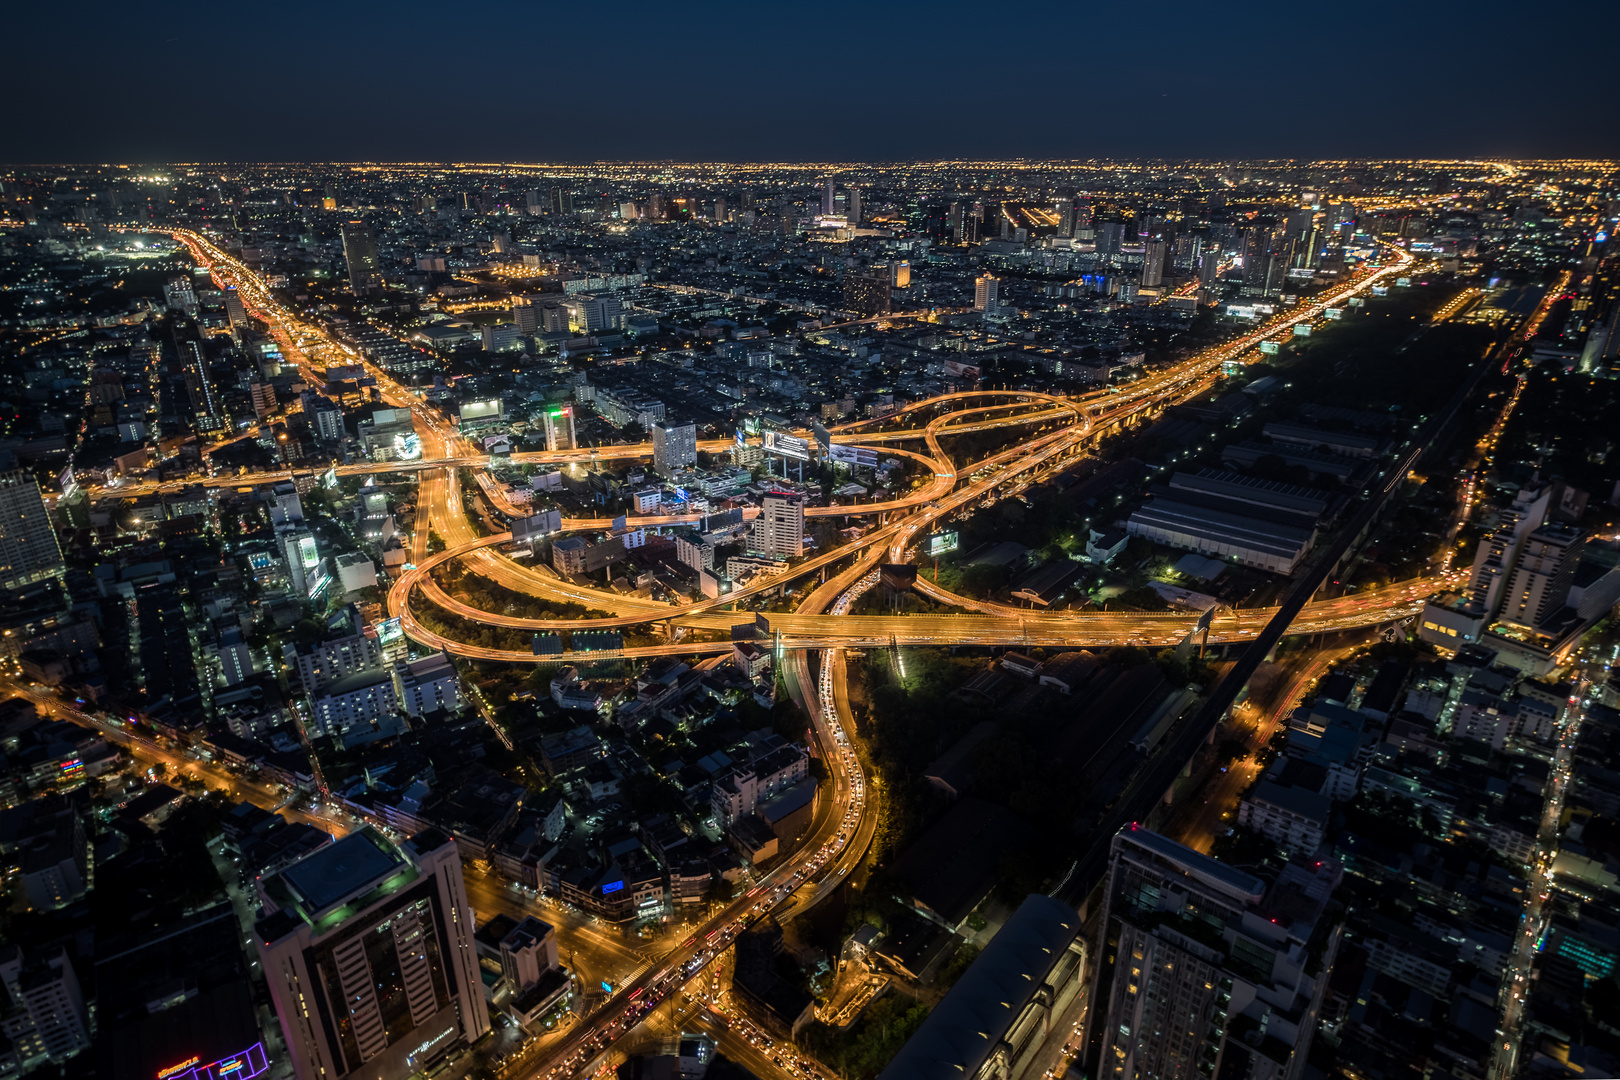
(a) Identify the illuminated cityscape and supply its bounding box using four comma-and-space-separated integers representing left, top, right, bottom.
3, 52, 1620, 1080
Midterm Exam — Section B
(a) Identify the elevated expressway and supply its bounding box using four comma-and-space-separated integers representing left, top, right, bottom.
131, 224, 1419, 1080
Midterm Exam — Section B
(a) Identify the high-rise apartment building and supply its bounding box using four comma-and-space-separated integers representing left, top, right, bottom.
512, 296, 539, 334
0, 946, 90, 1068
255, 828, 490, 1080
542, 405, 577, 452
1497, 523, 1584, 632
651, 420, 697, 477
974, 274, 999, 312
751, 491, 805, 557
0, 470, 66, 593
340, 220, 380, 293
1466, 484, 1552, 617
164, 275, 198, 315
1089, 827, 1341, 1080
844, 267, 892, 316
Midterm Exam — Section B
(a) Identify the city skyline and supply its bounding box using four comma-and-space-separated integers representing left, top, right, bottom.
0, 152, 1616, 1080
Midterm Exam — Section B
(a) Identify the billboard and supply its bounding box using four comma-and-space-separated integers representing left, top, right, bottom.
827, 443, 879, 468
1259, 341, 1280, 355
763, 431, 810, 460
927, 532, 959, 556
513, 509, 563, 542
811, 421, 831, 452
1323, 308, 1343, 320
1292, 323, 1312, 337
483, 435, 512, 455
602, 880, 625, 895
375, 617, 404, 646
941, 360, 981, 379
458, 398, 504, 422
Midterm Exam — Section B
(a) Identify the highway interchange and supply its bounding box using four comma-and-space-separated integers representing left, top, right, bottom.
107, 224, 1441, 1080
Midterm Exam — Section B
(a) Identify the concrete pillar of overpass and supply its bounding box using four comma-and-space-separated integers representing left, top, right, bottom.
1163, 784, 1176, 806
1182, 757, 1194, 778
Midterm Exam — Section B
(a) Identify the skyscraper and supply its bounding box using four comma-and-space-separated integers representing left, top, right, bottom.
340, 221, 379, 293
751, 491, 805, 557
1141, 241, 1167, 288
974, 274, 999, 312
651, 420, 698, 477
847, 185, 861, 224
1089, 827, 1342, 1080
0, 470, 66, 593
949, 201, 964, 245
223, 286, 248, 331
822, 177, 835, 216
1096, 220, 1125, 256
254, 828, 490, 1080
542, 405, 577, 452
184, 339, 226, 432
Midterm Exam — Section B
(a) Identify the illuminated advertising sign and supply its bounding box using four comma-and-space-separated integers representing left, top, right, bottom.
602, 880, 625, 895
459, 398, 504, 422
296, 536, 320, 570
763, 431, 810, 461
156, 1043, 270, 1080
827, 444, 879, 468
927, 532, 959, 557
735, 426, 747, 447
375, 617, 404, 645
392, 432, 422, 460
1395, 277, 1411, 287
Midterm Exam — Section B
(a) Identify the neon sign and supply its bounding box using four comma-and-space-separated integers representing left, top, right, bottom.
155, 1043, 269, 1080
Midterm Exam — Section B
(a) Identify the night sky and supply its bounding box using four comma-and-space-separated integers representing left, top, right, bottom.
7, 0, 1617, 163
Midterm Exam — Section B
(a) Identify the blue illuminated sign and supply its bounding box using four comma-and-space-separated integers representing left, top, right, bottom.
602, 880, 625, 895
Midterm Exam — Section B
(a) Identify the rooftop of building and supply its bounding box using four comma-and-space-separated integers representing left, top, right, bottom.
1115, 824, 1267, 904
877, 895, 1080, 1080
275, 826, 410, 915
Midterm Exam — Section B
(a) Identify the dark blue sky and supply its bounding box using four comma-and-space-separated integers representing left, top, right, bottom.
8, 0, 1616, 162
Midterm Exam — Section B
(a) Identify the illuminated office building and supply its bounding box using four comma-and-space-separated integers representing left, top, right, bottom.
254, 828, 490, 1080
